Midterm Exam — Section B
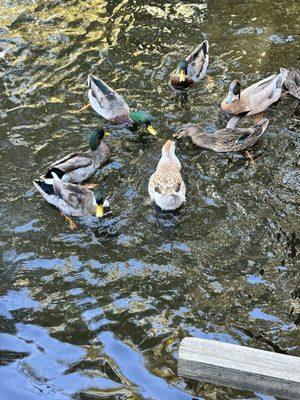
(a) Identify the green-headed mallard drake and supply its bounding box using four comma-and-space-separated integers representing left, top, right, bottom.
43, 128, 110, 184
33, 174, 110, 219
174, 118, 269, 153
221, 69, 287, 127
148, 140, 186, 210
82, 74, 157, 135
170, 40, 209, 90
284, 68, 300, 100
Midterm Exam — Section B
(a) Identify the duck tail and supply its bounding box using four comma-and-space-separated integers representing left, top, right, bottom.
33, 179, 55, 195
277, 68, 288, 88
254, 118, 269, 134
51, 172, 61, 181
201, 40, 209, 56
88, 73, 112, 97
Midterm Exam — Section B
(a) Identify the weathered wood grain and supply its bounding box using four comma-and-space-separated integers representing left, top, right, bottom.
178, 337, 300, 399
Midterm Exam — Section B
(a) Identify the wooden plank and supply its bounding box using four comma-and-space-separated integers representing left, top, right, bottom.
178, 337, 300, 400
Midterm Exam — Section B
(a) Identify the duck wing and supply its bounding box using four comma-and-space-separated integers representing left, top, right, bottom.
52, 179, 92, 211
219, 118, 269, 151
88, 74, 130, 122
151, 167, 183, 196
44, 152, 92, 179
177, 119, 269, 152
243, 70, 287, 115
186, 40, 209, 81
243, 74, 277, 96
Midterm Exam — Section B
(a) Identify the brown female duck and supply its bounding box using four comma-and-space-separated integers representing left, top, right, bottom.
174, 118, 269, 153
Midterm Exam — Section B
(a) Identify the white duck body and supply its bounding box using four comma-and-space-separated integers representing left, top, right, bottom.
148, 140, 186, 211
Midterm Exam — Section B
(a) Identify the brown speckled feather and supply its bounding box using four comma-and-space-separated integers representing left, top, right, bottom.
150, 164, 182, 195
52, 180, 93, 212
175, 119, 269, 152
148, 140, 186, 210
284, 68, 300, 100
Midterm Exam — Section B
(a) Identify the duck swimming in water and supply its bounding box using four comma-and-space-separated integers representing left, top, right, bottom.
43, 128, 110, 184
221, 69, 287, 127
170, 40, 209, 91
78, 74, 157, 135
148, 140, 186, 211
33, 174, 110, 229
174, 118, 269, 154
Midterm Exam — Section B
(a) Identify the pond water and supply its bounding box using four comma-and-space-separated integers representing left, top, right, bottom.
0, 1, 299, 399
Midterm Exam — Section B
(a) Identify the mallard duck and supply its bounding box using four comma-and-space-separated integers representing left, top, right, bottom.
170, 40, 209, 90
43, 128, 110, 184
33, 174, 110, 218
221, 69, 287, 127
284, 68, 300, 100
79, 74, 157, 135
174, 118, 269, 153
148, 140, 186, 210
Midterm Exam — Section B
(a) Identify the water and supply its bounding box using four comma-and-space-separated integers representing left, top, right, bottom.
0, 1, 299, 399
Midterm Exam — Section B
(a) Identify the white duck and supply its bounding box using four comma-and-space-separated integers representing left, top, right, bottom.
148, 140, 186, 211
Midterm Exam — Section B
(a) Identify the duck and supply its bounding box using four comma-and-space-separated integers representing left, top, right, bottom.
43, 128, 110, 184
221, 69, 287, 127
283, 68, 300, 100
33, 174, 110, 228
148, 140, 186, 211
170, 40, 209, 90
78, 74, 157, 135
174, 118, 269, 153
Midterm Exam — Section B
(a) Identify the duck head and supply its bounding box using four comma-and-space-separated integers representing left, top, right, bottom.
89, 128, 110, 151
130, 110, 157, 135
93, 188, 110, 218
177, 60, 189, 82
225, 79, 241, 104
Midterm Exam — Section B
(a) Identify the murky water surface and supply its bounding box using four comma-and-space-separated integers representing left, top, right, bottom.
0, 1, 299, 399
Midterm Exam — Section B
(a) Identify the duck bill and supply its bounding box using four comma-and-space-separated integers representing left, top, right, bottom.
147, 125, 157, 136
104, 131, 110, 137
96, 205, 104, 218
225, 92, 234, 104
179, 69, 186, 82
175, 130, 185, 139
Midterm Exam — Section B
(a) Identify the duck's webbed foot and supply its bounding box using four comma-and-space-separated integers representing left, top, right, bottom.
61, 213, 77, 230
204, 74, 214, 89
82, 182, 98, 190
243, 150, 254, 164
254, 112, 265, 122
71, 103, 91, 113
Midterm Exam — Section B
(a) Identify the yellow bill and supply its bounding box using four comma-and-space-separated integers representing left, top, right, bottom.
96, 204, 104, 218
104, 131, 110, 137
179, 69, 186, 82
147, 125, 157, 136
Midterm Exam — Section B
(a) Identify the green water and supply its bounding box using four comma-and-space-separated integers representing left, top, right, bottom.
0, 1, 299, 399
